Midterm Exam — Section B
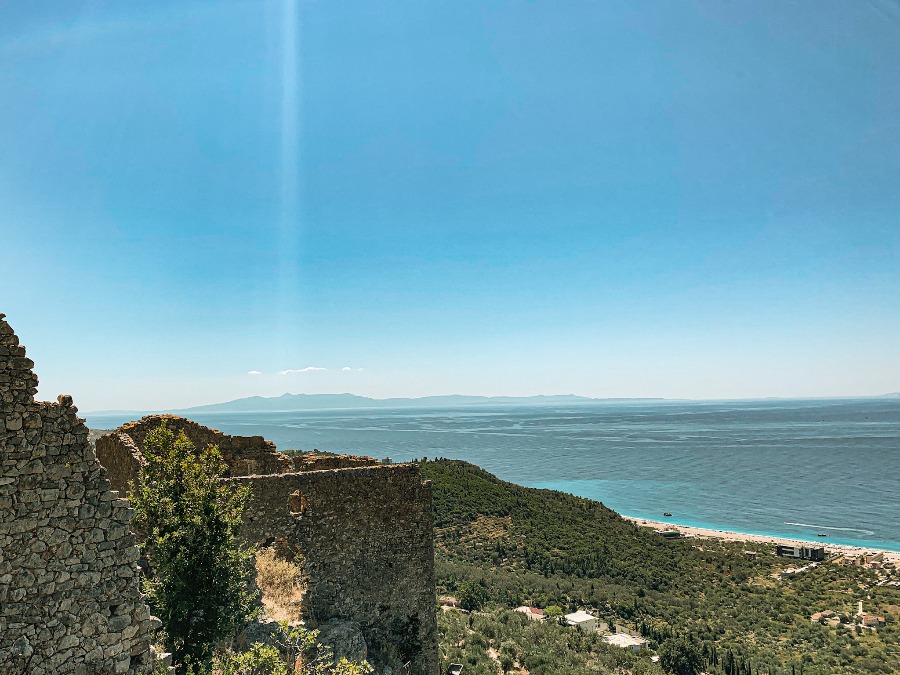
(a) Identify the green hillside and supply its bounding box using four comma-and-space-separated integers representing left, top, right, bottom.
425, 458, 689, 590
419, 459, 900, 675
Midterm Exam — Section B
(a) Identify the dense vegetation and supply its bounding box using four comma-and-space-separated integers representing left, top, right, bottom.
438, 607, 663, 675
420, 459, 900, 674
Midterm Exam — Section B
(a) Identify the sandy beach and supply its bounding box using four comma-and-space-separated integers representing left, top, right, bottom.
625, 516, 900, 565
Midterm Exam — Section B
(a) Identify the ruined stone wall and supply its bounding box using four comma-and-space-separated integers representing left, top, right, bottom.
289, 451, 381, 472
231, 465, 438, 675
95, 431, 144, 499
97, 414, 292, 494
96, 421, 381, 494
0, 314, 156, 674
97, 417, 438, 674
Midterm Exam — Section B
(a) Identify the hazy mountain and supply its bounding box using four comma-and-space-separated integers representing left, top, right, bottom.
178, 393, 652, 413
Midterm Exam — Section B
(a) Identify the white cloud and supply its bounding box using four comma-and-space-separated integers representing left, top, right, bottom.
247, 370, 262, 376
278, 367, 328, 375
341, 366, 364, 372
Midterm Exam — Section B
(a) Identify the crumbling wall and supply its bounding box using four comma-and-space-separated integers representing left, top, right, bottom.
231, 465, 438, 675
289, 451, 380, 472
97, 414, 292, 494
0, 313, 156, 674
97, 421, 382, 492
95, 431, 145, 499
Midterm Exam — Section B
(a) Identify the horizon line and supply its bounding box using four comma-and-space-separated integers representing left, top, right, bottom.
80, 391, 900, 416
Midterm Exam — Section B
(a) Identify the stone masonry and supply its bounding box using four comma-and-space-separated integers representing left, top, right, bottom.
232, 466, 438, 675
98, 418, 438, 675
96, 414, 292, 494
0, 313, 156, 674
97, 415, 380, 497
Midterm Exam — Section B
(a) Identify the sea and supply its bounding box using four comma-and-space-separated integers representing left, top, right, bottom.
86, 398, 900, 552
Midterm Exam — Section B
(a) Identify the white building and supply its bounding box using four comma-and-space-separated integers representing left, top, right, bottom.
603, 633, 649, 653
564, 610, 599, 632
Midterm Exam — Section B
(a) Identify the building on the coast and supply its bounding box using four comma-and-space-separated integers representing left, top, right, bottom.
654, 529, 682, 539
602, 633, 648, 653
565, 610, 599, 632
841, 551, 891, 569
514, 606, 545, 621
776, 544, 825, 561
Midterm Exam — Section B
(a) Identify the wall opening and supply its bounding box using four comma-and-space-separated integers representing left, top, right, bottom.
287, 489, 308, 518
254, 540, 307, 623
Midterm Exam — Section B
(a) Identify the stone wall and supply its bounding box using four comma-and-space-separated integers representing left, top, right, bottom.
231, 465, 438, 675
95, 431, 145, 499
289, 451, 381, 472
97, 423, 378, 491
0, 313, 156, 674
97, 414, 292, 494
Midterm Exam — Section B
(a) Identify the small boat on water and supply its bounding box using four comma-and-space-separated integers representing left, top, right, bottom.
663, 512, 672, 517
817, 533, 828, 537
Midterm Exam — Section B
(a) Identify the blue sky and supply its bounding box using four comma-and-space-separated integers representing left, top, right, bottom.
1, 0, 899, 411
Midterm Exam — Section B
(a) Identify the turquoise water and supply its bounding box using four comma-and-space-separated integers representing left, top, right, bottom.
87, 398, 900, 552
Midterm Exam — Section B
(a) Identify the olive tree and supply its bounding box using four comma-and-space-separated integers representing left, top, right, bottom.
659, 635, 703, 675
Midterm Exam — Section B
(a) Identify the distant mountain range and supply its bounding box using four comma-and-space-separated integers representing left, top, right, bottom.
178, 393, 659, 413
85, 393, 900, 417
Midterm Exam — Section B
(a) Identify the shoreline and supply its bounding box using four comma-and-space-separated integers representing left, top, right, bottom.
625, 516, 900, 564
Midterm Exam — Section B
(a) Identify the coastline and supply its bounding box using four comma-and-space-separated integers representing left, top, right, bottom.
625, 516, 900, 564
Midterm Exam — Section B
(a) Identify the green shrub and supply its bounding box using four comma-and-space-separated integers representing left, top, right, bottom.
214, 622, 371, 675
130, 422, 259, 670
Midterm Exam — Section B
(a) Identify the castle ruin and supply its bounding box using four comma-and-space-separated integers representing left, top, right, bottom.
98, 416, 439, 675
1, 312, 438, 674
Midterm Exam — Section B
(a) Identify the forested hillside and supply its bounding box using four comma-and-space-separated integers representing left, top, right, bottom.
419, 459, 900, 674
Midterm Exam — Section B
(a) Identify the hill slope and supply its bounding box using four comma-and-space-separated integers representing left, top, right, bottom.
423, 459, 688, 590
419, 459, 900, 675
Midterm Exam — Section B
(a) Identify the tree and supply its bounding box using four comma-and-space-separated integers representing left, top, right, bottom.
131, 422, 259, 671
659, 636, 703, 675
457, 580, 490, 611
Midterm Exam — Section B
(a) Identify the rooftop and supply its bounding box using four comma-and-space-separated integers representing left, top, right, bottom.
565, 610, 597, 624
603, 634, 648, 649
